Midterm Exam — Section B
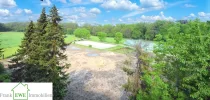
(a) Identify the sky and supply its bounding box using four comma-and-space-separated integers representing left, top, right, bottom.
0, 0, 209, 24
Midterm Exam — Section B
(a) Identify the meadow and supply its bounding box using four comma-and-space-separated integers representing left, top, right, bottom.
0, 32, 127, 59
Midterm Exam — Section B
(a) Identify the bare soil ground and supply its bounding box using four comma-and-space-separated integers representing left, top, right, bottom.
64, 45, 130, 100
0, 45, 130, 100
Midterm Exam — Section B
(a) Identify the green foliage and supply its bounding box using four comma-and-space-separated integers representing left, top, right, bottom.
5, 22, 29, 32
61, 23, 78, 34
16, 21, 35, 60
0, 38, 3, 58
10, 6, 69, 100
154, 19, 210, 99
122, 66, 134, 75
114, 32, 123, 43
0, 63, 11, 82
74, 28, 91, 39
0, 23, 11, 32
97, 32, 107, 41
123, 43, 172, 100
89, 45, 92, 48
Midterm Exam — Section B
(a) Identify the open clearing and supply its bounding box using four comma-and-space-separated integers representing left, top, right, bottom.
0, 32, 123, 58
76, 40, 116, 49
63, 45, 130, 100
1, 45, 131, 100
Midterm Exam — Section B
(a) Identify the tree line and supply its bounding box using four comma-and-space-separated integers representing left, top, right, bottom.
1, 20, 189, 41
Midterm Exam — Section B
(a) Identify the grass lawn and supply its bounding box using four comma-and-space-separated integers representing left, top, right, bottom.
65, 35, 79, 43
0, 32, 127, 59
0, 32, 24, 59
0, 32, 77, 59
89, 35, 125, 44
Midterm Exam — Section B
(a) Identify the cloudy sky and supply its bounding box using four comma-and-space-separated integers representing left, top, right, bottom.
0, 0, 209, 24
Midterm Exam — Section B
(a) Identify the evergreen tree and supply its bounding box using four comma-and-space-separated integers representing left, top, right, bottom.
17, 21, 35, 59
10, 6, 69, 99
43, 5, 69, 100
9, 21, 35, 81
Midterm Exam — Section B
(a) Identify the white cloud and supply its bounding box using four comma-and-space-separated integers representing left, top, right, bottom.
67, 15, 79, 20
24, 9, 32, 14
0, 0, 16, 8
137, 11, 175, 22
189, 13, 195, 17
0, 9, 10, 16
198, 12, 208, 17
73, 7, 86, 12
15, 9, 23, 14
184, 4, 196, 8
122, 8, 147, 18
41, 0, 52, 6
183, 13, 196, 20
79, 13, 87, 18
58, 0, 67, 3
91, 0, 103, 3
89, 8, 101, 14
140, 0, 166, 9
70, 0, 82, 4
60, 6, 98, 23
119, 18, 123, 22
123, 0, 187, 18
197, 12, 210, 20
101, 0, 139, 10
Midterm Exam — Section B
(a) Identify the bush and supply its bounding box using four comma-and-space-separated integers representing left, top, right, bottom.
74, 28, 90, 39
114, 32, 123, 43
0, 63, 11, 82
122, 66, 134, 75
97, 32, 107, 42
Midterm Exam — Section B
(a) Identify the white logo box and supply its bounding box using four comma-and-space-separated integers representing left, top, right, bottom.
0, 83, 52, 100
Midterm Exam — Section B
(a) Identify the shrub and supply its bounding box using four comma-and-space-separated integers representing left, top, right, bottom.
114, 32, 123, 43
122, 66, 134, 75
74, 28, 91, 39
97, 32, 107, 42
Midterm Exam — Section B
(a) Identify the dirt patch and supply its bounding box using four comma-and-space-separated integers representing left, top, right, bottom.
64, 46, 130, 100
0, 45, 130, 100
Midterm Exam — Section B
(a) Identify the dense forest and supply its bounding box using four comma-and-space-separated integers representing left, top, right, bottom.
0, 20, 188, 41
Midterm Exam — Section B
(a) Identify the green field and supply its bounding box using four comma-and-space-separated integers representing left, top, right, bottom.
0, 32, 126, 59
89, 36, 125, 44
0, 32, 24, 58
0, 32, 78, 59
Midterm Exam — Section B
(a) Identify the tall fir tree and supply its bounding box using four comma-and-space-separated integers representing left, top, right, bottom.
9, 21, 35, 81
17, 21, 35, 59
44, 5, 69, 100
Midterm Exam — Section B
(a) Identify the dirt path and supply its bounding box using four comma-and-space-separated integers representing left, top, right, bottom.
64, 46, 129, 100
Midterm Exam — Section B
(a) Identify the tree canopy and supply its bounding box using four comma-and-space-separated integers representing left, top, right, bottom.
74, 28, 91, 39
